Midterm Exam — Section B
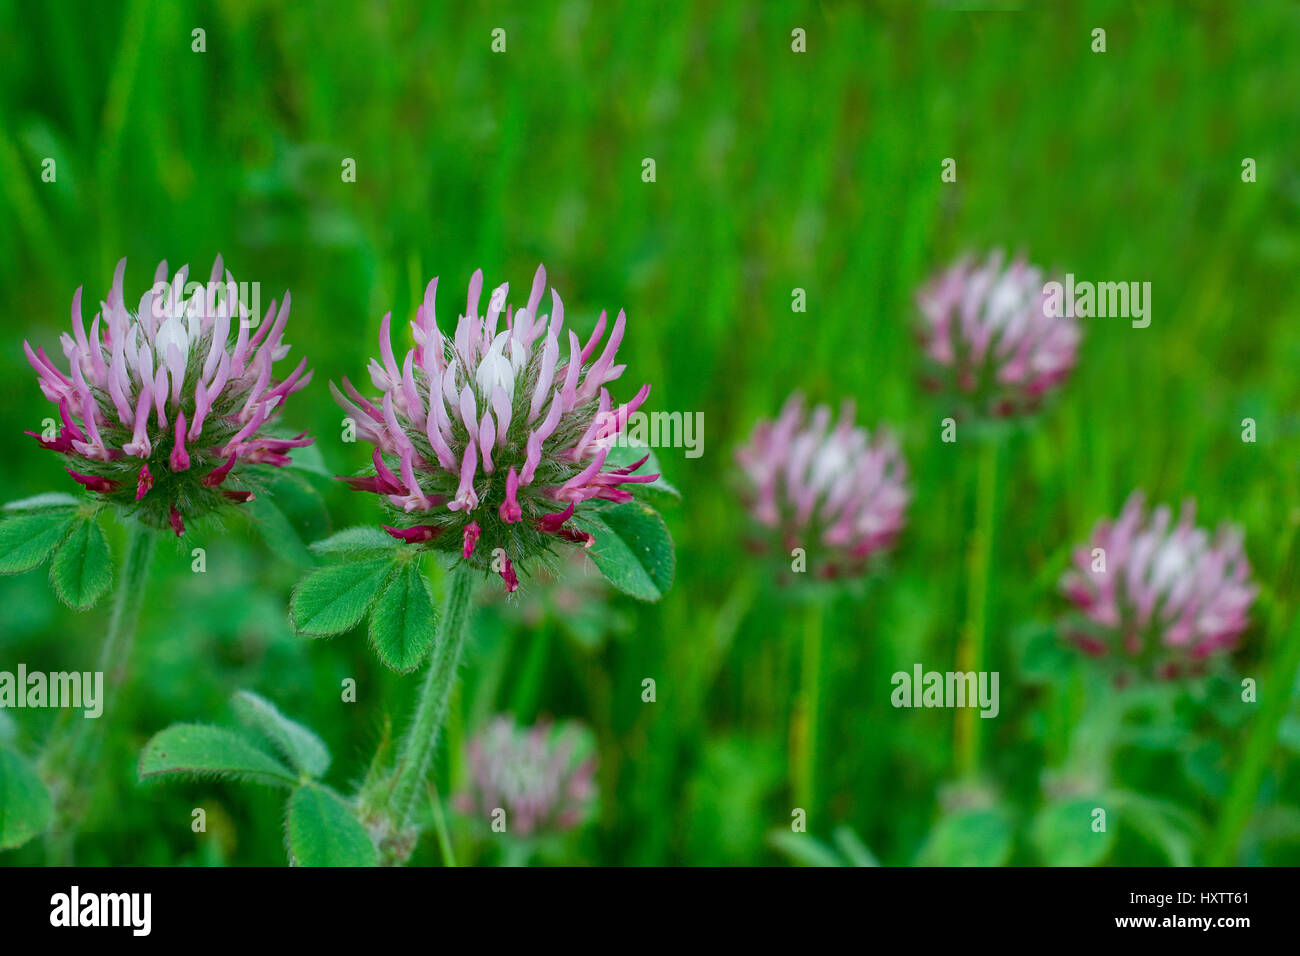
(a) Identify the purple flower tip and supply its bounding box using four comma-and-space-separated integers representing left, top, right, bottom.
168, 504, 185, 537
67, 467, 118, 494
383, 524, 442, 543
136, 464, 154, 501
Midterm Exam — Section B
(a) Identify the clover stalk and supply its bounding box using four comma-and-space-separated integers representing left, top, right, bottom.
43, 520, 156, 863
387, 562, 475, 829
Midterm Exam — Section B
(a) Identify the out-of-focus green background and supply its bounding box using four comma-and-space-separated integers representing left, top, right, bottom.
2, 0, 1299, 865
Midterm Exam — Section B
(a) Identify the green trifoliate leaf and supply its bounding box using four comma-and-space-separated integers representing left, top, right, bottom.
583, 500, 675, 601
0, 746, 53, 850
0, 510, 77, 575
368, 560, 437, 673
309, 526, 400, 559
138, 724, 299, 788
48, 518, 113, 611
290, 558, 393, 637
232, 690, 331, 779
286, 783, 377, 867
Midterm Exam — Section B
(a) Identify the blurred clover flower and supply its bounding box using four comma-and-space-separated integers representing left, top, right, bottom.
332, 264, 657, 593
1059, 492, 1257, 677
456, 715, 597, 839
24, 257, 314, 536
735, 394, 910, 580
916, 250, 1080, 420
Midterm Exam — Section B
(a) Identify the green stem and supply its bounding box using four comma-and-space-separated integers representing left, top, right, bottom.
954, 438, 998, 780
42, 520, 156, 863
1208, 514, 1300, 864
426, 781, 457, 867
1210, 608, 1300, 864
795, 598, 825, 817
388, 562, 475, 829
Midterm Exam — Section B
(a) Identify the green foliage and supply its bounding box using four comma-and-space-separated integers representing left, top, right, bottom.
917, 809, 1015, 867
3, 493, 81, 512
246, 470, 331, 567
0, 746, 52, 850
290, 558, 393, 637
3, 1, 1299, 867
583, 501, 675, 601
286, 783, 377, 867
769, 826, 880, 867
309, 526, 400, 558
368, 560, 438, 673
1031, 798, 1115, 867
138, 724, 300, 788
0, 508, 77, 575
139, 693, 374, 866
48, 517, 113, 611
233, 690, 331, 779
291, 547, 439, 673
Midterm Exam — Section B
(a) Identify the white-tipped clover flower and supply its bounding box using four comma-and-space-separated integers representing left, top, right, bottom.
24, 257, 314, 535
1059, 492, 1257, 677
917, 250, 1080, 419
456, 715, 597, 838
333, 265, 657, 594
735, 394, 910, 580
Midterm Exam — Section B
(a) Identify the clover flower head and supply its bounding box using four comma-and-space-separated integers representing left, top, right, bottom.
1059, 492, 1257, 677
456, 715, 597, 838
333, 265, 657, 593
24, 257, 313, 535
917, 250, 1080, 419
735, 393, 910, 579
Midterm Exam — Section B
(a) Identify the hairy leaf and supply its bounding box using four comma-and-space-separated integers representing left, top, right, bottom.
584, 501, 675, 601
138, 724, 298, 788
0, 510, 77, 575
0, 746, 53, 850
232, 690, 330, 779
290, 558, 393, 637
286, 783, 377, 867
48, 518, 113, 611
368, 560, 437, 673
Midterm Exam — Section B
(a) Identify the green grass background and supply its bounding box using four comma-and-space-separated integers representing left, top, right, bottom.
1, 0, 1298, 865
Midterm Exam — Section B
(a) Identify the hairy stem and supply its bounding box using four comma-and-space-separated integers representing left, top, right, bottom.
387, 562, 475, 833
42, 520, 156, 864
